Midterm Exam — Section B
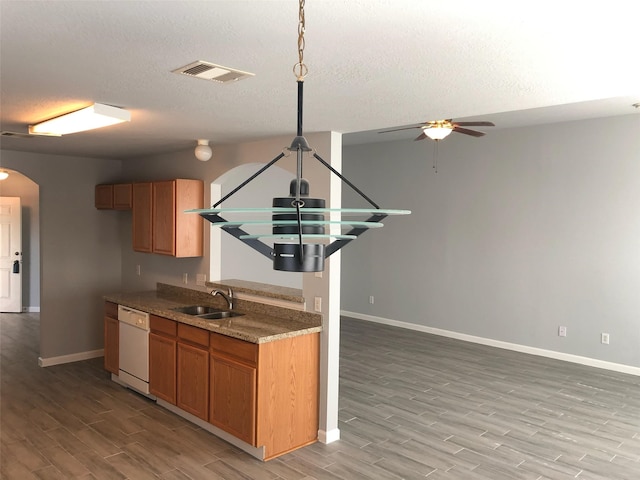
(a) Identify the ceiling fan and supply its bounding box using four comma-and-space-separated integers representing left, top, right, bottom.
380, 119, 495, 141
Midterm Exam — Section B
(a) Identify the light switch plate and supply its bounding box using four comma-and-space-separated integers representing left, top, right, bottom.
314, 296, 322, 312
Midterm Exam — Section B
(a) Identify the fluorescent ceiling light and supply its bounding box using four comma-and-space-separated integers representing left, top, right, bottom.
29, 103, 131, 136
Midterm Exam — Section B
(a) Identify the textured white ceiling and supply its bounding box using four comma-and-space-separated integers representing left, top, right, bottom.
1, 0, 639, 159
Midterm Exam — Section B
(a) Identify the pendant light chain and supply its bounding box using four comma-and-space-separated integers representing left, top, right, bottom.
293, 0, 308, 81
293, 0, 307, 264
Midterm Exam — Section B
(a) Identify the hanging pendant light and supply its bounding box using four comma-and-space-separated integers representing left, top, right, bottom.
188, 0, 410, 272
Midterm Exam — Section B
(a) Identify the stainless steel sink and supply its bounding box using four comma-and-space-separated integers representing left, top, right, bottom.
171, 305, 244, 320
171, 305, 222, 315
198, 311, 244, 320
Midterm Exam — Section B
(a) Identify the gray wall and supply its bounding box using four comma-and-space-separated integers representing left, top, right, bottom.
0, 170, 40, 309
341, 114, 640, 368
0, 150, 122, 359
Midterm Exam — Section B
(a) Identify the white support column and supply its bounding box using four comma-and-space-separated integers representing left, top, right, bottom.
303, 131, 342, 443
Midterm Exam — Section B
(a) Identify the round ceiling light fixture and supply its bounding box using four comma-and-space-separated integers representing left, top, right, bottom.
0, 170, 9, 181
194, 139, 212, 161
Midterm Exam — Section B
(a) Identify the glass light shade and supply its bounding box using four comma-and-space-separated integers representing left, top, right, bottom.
0, 171, 9, 181
194, 139, 212, 161
424, 126, 453, 140
29, 103, 130, 136
186, 207, 410, 215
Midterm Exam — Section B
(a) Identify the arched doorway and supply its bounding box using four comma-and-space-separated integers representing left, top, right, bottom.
0, 169, 40, 313
209, 162, 303, 289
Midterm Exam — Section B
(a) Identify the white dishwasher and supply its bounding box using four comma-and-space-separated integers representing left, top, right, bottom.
118, 305, 151, 394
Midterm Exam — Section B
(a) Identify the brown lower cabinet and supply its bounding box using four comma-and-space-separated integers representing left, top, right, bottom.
209, 339, 257, 445
146, 314, 319, 460
255, 333, 319, 459
103, 302, 119, 374
176, 323, 210, 420
149, 315, 177, 404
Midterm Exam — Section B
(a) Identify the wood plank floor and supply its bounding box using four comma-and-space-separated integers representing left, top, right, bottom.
2, 313, 639, 479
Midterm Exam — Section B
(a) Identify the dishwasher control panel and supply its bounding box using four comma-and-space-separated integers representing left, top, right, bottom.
118, 305, 150, 330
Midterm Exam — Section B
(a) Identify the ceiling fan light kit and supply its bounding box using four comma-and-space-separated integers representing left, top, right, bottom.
424, 125, 454, 141
380, 119, 495, 142
188, 0, 410, 273
28, 103, 131, 136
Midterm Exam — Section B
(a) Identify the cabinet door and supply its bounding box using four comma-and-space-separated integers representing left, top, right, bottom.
210, 355, 256, 445
149, 333, 176, 404
152, 180, 176, 255
132, 182, 153, 252
174, 179, 204, 257
177, 342, 209, 420
113, 183, 132, 210
104, 316, 119, 374
95, 184, 114, 209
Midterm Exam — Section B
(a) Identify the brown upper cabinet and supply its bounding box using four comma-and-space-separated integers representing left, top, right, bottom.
133, 179, 204, 257
95, 184, 114, 209
95, 183, 132, 210
132, 182, 153, 252
113, 183, 133, 210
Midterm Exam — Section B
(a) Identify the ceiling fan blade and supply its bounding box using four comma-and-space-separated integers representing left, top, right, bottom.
453, 121, 495, 127
378, 125, 423, 134
414, 132, 427, 141
453, 127, 486, 137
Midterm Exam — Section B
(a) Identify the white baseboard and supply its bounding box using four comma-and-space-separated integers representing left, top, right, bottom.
318, 428, 340, 444
22, 306, 40, 313
157, 399, 266, 460
341, 310, 640, 377
39, 349, 104, 367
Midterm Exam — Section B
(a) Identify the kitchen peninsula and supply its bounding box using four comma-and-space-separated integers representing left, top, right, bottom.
104, 282, 322, 461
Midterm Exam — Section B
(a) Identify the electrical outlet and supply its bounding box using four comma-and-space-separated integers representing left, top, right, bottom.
182, 273, 188, 284
314, 296, 322, 312
315, 271, 323, 278
558, 326, 567, 337
601, 333, 610, 344
136, 265, 141, 276
196, 273, 207, 286
369, 296, 375, 304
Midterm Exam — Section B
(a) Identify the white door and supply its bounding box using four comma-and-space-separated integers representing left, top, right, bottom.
0, 197, 22, 312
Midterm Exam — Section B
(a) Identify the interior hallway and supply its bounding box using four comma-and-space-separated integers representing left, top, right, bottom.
2, 312, 639, 479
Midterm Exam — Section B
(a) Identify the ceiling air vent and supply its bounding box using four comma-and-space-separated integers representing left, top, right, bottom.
1, 131, 36, 139
172, 61, 255, 83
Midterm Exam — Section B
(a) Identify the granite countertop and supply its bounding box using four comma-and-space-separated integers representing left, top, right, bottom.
104, 286, 322, 344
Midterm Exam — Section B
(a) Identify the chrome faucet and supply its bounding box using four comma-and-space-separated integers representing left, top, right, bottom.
211, 287, 233, 310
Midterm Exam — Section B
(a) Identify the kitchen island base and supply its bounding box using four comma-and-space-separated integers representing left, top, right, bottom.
104, 285, 322, 461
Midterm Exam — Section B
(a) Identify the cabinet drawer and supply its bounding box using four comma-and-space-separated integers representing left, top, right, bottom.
178, 323, 209, 347
210, 332, 257, 366
105, 301, 118, 319
150, 315, 177, 337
